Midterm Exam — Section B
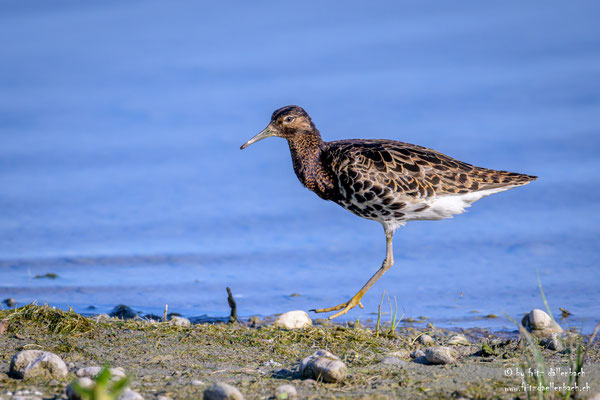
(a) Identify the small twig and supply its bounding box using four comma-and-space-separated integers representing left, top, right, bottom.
209, 369, 227, 375
376, 290, 386, 337
162, 304, 168, 322
411, 330, 434, 346
227, 287, 237, 323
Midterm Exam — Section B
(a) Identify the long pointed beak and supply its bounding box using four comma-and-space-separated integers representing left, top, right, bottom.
240, 127, 275, 150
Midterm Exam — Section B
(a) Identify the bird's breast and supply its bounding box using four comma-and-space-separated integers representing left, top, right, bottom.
293, 161, 338, 201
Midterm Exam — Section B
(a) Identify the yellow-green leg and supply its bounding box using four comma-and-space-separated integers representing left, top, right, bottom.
311, 230, 394, 320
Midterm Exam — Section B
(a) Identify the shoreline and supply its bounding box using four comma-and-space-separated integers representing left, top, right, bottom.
0, 305, 599, 399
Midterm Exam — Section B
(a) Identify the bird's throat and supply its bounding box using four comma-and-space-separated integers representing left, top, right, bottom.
287, 133, 336, 200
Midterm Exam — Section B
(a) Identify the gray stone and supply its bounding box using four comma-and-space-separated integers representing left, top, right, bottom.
10, 389, 43, 400
264, 359, 282, 367
410, 349, 425, 358
300, 350, 347, 383
447, 334, 470, 346
203, 382, 244, 400
92, 314, 111, 323
66, 377, 94, 400
387, 349, 410, 359
169, 316, 191, 327
314, 318, 333, 327
110, 305, 137, 319
0, 319, 8, 335
543, 333, 564, 351
248, 316, 262, 326
76, 366, 126, 379
273, 311, 312, 330
156, 397, 173, 400
3, 297, 16, 308
521, 309, 563, 337
9, 350, 68, 379
275, 384, 298, 399
379, 356, 407, 367
425, 347, 459, 365
418, 334, 434, 345
191, 379, 205, 386
118, 389, 144, 400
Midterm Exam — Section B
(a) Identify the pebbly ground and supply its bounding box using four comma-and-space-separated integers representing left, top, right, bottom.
0, 305, 599, 399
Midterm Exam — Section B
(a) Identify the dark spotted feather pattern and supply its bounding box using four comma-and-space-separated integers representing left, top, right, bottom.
322, 139, 536, 226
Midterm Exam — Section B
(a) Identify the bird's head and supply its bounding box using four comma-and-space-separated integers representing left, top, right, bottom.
241, 105, 317, 150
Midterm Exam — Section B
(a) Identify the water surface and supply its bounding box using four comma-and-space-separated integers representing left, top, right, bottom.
1, 1, 599, 331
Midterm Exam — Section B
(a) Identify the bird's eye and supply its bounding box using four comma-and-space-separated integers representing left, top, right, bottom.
284, 116, 295, 123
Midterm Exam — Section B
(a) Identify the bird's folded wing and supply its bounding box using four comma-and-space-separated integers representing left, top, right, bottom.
326, 139, 536, 201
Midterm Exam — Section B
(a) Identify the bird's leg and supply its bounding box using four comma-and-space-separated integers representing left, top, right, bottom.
310, 230, 394, 320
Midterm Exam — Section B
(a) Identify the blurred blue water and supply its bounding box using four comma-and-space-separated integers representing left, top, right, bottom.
1, 1, 599, 331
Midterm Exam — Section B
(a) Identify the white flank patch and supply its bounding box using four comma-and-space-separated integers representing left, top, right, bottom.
407, 185, 519, 222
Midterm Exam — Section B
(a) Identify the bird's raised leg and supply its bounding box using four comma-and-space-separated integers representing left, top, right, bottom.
311, 230, 394, 320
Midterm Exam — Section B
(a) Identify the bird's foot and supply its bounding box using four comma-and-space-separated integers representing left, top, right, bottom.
310, 297, 364, 320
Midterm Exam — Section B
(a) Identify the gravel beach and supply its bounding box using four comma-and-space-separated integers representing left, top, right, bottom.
0, 305, 599, 399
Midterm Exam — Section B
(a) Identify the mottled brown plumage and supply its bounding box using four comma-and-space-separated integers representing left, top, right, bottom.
324, 138, 535, 231
241, 105, 537, 319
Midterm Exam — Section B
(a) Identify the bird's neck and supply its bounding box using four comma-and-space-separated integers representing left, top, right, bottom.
287, 131, 336, 200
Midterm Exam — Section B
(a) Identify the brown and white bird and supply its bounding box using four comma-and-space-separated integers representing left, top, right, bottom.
241, 105, 536, 319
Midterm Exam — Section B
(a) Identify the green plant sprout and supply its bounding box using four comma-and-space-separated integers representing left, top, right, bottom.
71, 366, 130, 400
375, 289, 404, 337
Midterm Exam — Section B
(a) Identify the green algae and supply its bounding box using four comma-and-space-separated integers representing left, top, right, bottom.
0, 304, 95, 335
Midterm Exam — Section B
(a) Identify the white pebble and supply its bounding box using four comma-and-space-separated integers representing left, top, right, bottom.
522, 309, 563, 337
273, 311, 312, 330
76, 366, 126, 379
447, 334, 469, 346
118, 389, 144, 400
418, 334, 434, 345
276, 384, 298, 399
66, 377, 94, 400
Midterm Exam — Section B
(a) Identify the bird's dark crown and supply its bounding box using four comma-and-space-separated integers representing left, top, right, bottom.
269, 105, 318, 139
271, 105, 308, 120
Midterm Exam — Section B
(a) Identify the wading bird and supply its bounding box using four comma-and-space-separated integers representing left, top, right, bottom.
241, 105, 536, 319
